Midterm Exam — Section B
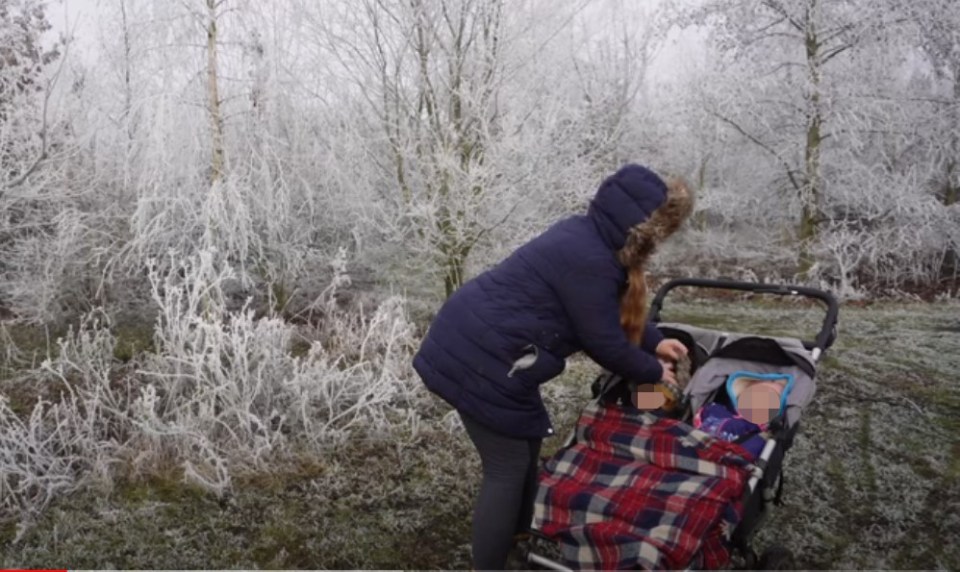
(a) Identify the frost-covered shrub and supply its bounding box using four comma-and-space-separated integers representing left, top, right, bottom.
0, 209, 114, 325
0, 249, 426, 520
125, 249, 424, 489
0, 312, 123, 524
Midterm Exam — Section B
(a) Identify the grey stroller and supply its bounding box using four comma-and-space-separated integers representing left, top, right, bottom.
520, 278, 839, 570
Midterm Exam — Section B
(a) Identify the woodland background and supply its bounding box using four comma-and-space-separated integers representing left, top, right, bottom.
0, 0, 957, 569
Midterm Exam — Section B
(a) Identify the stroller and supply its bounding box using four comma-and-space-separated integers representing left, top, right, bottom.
519, 279, 839, 571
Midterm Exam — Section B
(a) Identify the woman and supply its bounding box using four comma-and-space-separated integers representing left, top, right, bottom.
413, 164, 694, 570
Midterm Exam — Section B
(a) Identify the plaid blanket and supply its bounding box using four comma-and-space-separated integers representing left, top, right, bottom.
533, 402, 757, 570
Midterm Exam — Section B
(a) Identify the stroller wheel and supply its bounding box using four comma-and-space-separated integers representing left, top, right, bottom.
733, 548, 758, 570
507, 536, 536, 570
759, 545, 795, 570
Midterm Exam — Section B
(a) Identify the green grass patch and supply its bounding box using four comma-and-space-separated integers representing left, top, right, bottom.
857, 408, 878, 494
111, 323, 155, 363
114, 474, 210, 505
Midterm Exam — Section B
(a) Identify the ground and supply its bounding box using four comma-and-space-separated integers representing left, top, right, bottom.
0, 298, 958, 570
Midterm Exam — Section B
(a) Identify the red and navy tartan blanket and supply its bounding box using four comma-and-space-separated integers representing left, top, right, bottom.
533, 402, 757, 570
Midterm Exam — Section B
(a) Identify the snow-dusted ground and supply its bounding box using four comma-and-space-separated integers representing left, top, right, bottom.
0, 299, 957, 569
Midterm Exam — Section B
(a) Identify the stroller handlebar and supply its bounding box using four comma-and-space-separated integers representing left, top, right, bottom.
649, 278, 839, 354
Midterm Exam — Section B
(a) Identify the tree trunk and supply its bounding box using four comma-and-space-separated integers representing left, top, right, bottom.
799, 0, 823, 277
443, 249, 467, 299
945, 73, 960, 207
206, 0, 225, 184
120, 0, 134, 143
374, 0, 503, 299
943, 161, 959, 207
692, 155, 709, 231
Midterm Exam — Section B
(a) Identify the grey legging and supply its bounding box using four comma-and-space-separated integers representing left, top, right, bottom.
459, 412, 543, 570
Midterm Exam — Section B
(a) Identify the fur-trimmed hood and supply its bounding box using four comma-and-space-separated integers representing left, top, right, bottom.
618, 176, 695, 269
586, 165, 695, 265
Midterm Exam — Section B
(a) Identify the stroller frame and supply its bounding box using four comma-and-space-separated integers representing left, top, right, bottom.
520, 278, 839, 571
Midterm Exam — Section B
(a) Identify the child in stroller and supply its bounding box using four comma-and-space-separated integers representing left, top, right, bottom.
693, 372, 794, 460
519, 279, 839, 571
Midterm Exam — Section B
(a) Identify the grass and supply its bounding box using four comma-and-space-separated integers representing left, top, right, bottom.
0, 299, 958, 569
1, 436, 478, 569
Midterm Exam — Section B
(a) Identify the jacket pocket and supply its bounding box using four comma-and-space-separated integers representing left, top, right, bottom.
508, 345, 566, 388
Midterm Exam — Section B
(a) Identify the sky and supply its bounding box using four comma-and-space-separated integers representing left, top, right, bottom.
45, 0, 98, 56
45, 0, 707, 81
47, 0, 699, 65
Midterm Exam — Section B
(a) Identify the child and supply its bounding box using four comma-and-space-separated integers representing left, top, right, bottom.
633, 352, 692, 413
694, 373, 793, 459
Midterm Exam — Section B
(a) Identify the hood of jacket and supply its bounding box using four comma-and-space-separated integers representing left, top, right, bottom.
618, 175, 695, 269
586, 164, 668, 251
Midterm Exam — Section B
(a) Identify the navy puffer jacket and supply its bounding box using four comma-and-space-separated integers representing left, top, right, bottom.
413, 164, 668, 438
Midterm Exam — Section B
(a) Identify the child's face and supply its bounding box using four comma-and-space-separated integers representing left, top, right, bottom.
633, 359, 683, 411
634, 384, 666, 410
738, 383, 783, 424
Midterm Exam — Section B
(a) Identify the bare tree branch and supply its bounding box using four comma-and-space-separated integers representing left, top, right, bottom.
709, 109, 804, 193
761, 0, 804, 32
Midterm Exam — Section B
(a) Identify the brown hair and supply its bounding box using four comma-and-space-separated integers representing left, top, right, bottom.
619, 176, 694, 346
620, 266, 649, 345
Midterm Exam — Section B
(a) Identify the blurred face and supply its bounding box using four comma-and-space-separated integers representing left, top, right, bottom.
634, 384, 666, 410
633, 358, 682, 411
738, 382, 783, 424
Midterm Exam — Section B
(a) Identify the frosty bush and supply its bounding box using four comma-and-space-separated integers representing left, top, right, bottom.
131, 249, 424, 486
0, 396, 100, 535
0, 249, 425, 522
0, 313, 123, 526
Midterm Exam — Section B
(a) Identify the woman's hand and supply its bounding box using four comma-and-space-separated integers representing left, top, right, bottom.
656, 339, 688, 361
658, 357, 677, 386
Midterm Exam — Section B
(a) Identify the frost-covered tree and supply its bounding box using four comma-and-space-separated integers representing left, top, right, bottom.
305, 0, 518, 298
297, 0, 674, 300
901, 0, 960, 279
0, 0, 60, 188
566, 0, 663, 176
0, 0, 69, 321
678, 0, 910, 276
907, 0, 960, 205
